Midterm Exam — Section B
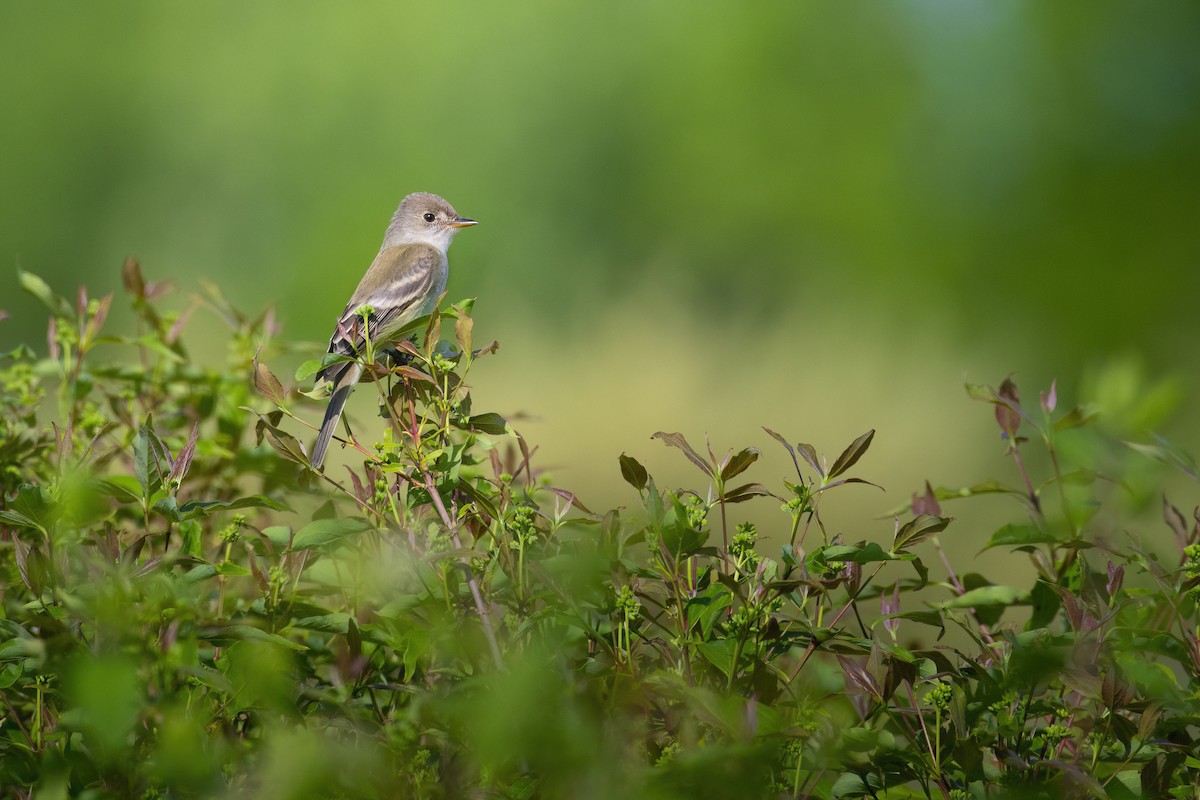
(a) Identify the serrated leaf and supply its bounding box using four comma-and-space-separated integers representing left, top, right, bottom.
829, 429, 874, 479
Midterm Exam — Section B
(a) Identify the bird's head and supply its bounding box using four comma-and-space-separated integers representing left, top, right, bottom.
384, 192, 477, 252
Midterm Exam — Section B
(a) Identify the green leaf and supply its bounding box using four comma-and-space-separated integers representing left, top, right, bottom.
831, 772, 882, 799
0, 509, 44, 534
290, 613, 352, 634
260, 526, 292, 549
687, 585, 734, 639
1054, 405, 1097, 431
17, 270, 73, 317
941, 585, 1030, 609
1126, 434, 1198, 479
877, 610, 945, 638
290, 517, 374, 551
823, 542, 900, 564
464, 412, 507, 435
982, 523, 1059, 552
695, 638, 738, 679
95, 477, 144, 504
828, 429, 874, 479
294, 358, 326, 381
893, 514, 951, 551
201, 625, 307, 651
3, 484, 54, 535
619, 453, 649, 491
179, 495, 290, 517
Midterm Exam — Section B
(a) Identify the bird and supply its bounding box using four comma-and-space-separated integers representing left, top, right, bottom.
309, 192, 477, 469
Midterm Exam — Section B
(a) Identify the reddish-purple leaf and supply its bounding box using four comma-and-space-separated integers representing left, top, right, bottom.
995, 377, 1021, 437
1164, 496, 1189, 549
122, 257, 145, 299
829, 430, 874, 479
1040, 379, 1057, 414
762, 427, 802, 477
720, 447, 759, 481
795, 441, 823, 477
911, 481, 942, 517
652, 431, 713, 476
169, 422, 200, 486
1105, 561, 1124, 597
836, 654, 881, 698
253, 351, 286, 406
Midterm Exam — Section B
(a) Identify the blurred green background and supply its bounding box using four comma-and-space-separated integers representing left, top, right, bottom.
2, 2, 1198, 524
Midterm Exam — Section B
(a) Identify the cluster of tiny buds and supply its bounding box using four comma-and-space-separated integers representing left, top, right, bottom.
219, 514, 246, 543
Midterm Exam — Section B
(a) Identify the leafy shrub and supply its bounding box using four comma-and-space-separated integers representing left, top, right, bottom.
1, 266, 1198, 799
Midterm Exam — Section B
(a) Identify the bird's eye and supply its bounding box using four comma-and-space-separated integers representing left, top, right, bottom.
423, 212, 436, 223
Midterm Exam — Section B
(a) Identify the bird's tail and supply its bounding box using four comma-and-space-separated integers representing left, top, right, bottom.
310, 361, 363, 470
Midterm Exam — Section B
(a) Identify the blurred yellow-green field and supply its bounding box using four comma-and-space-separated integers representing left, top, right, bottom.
2, 2, 1197, 530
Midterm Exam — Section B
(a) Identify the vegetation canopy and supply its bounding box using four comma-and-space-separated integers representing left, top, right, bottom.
0, 266, 1198, 799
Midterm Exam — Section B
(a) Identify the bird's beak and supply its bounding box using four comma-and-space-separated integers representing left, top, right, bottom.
450, 217, 478, 228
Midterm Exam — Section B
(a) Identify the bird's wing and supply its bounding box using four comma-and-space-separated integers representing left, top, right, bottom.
318, 244, 447, 383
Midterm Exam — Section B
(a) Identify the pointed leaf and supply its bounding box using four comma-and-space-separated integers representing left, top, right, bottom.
290, 517, 374, 551
253, 352, 286, 406
453, 304, 473, 358
894, 514, 951, 551
17, 270, 73, 317
719, 447, 759, 481
463, 412, 507, 435
652, 431, 712, 476
723, 482, 772, 503
829, 429, 875, 479
168, 422, 200, 486
618, 453, 648, 491
795, 441, 823, 477
762, 426, 801, 476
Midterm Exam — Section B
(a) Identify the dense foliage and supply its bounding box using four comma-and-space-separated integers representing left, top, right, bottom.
1, 268, 1198, 799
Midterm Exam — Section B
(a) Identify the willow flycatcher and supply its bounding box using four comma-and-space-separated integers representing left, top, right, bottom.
310, 192, 476, 469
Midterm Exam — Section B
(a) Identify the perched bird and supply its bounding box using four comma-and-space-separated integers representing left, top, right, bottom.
310, 192, 477, 469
